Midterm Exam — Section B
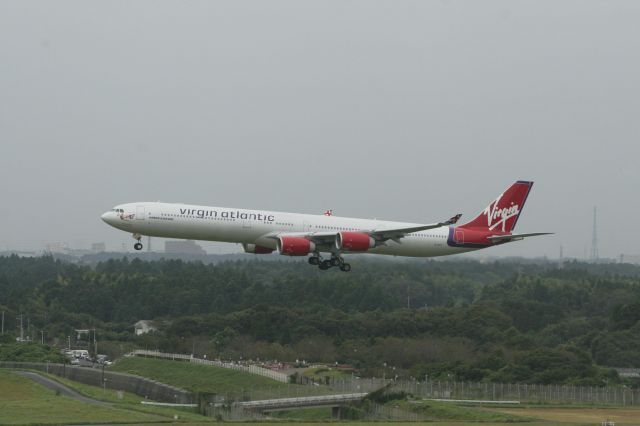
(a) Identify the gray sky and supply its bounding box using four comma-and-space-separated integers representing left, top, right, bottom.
1, 1, 638, 258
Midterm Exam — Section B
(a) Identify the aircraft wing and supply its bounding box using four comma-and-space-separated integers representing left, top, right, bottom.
487, 232, 554, 242
367, 214, 462, 242
269, 214, 461, 246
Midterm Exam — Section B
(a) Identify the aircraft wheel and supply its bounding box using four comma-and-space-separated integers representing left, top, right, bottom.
308, 256, 320, 265
330, 257, 341, 267
134, 242, 143, 251
340, 263, 351, 272
319, 260, 331, 270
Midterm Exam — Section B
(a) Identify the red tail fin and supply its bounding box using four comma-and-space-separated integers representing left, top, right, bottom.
459, 181, 533, 233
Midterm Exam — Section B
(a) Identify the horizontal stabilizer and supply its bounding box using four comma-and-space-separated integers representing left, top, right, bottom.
487, 232, 554, 242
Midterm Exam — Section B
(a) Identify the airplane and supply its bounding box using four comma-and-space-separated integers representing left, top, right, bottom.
101, 181, 551, 272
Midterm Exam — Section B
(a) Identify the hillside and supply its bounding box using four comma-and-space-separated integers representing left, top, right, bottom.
110, 356, 324, 399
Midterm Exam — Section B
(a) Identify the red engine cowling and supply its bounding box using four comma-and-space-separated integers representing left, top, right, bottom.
277, 237, 316, 256
242, 243, 275, 254
335, 232, 375, 252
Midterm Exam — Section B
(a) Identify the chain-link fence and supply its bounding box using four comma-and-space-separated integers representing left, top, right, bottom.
131, 350, 289, 382
327, 377, 640, 406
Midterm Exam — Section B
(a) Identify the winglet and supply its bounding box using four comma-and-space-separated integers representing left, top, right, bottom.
443, 214, 462, 225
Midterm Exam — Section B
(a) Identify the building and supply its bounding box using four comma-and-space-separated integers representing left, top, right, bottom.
91, 242, 106, 253
614, 368, 640, 378
134, 320, 157, 336
45, 242, 69, 254
620, 255, 640, 265
165, 240, 206, 255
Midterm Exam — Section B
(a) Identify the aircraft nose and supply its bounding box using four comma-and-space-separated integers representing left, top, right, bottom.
101, 211, 114, 224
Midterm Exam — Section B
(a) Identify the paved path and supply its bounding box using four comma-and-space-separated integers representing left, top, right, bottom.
14, 371, 111, 407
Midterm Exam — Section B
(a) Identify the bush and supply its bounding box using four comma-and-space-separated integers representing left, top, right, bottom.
0, 343, 64, 363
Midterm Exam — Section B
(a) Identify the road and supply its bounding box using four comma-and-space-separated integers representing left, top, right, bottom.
14, 371, 111, 407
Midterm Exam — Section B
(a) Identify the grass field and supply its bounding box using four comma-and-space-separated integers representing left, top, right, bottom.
110, 357, 331, 398
400, 399, 534, 422
165, 423, 565, 426
269, 401, 532, 422
36, 371, 215, 422
270, 407, 334, 421
5, 365, 640, 426
0, 369, 163, 425
487, 406, 640, 424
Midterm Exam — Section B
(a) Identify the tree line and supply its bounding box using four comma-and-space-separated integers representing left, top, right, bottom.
1, 254, 640, 385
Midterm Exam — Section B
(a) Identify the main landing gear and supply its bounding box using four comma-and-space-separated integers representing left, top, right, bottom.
308, 254, 351, 272
133, 234, 143, 251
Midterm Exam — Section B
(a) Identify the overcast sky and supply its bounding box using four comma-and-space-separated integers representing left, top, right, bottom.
1, 1, 638, 259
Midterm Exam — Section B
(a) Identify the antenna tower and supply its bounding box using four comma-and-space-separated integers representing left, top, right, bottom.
590, 206, 599, 261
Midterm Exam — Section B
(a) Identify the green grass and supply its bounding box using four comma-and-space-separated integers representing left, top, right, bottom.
109, 357, 333, 399
110, 357, 286, 394
269, 407, 334, 421
34, 371, 218, 423
400, 399, 535, 421
40, 372, 149, 405
184, 423, 565, 426
0, 369, 163, 425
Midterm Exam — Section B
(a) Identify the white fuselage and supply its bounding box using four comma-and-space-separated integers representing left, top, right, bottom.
101, 202, 475, 257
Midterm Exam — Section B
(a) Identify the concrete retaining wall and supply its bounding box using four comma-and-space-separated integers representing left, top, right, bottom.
0, 361, 193, 403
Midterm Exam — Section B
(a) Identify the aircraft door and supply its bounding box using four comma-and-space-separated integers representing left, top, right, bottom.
136, 205, 145, 220
303, 221, 312, 232
454, 230, 464, 244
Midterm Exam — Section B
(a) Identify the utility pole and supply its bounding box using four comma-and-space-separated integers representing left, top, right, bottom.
591, 206, 599, 261
18, 314, 24, 341
1, 310, 4, 335
93, 328, 97, 356
41, 330, 44, 345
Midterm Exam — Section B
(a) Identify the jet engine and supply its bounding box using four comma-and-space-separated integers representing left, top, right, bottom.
335, 232, 376, 252
242, 243, 274, 254
277, 237, 316, 256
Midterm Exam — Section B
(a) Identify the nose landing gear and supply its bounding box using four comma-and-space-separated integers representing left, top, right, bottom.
133, 234, 143, 251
